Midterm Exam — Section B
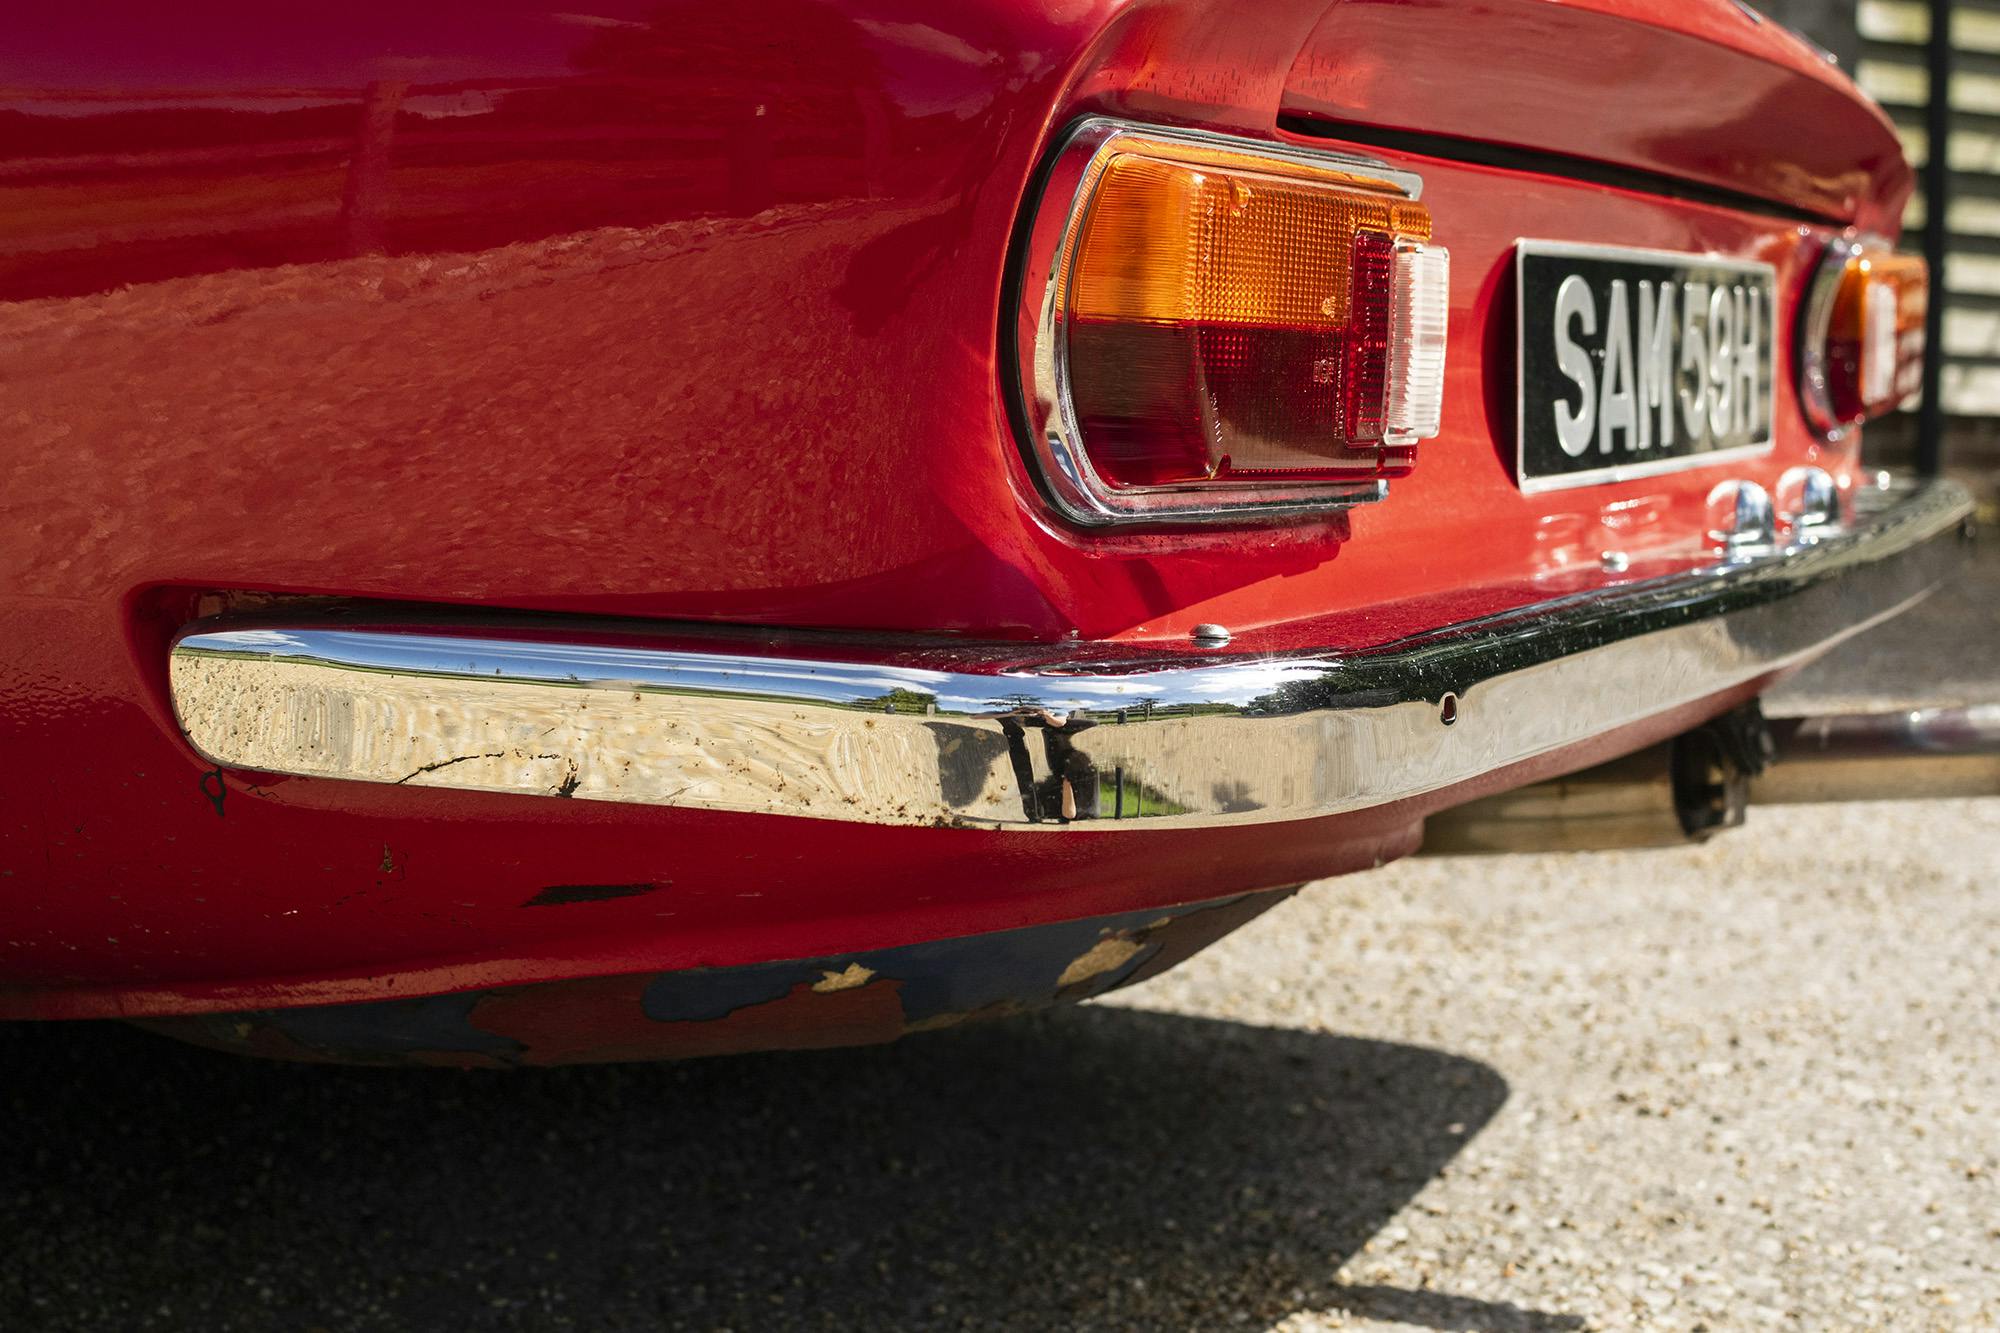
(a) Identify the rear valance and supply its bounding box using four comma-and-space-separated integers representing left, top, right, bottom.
1280, 0, 1911, 226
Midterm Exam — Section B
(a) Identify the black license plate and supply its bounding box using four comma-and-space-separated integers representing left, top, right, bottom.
1515, 241, 1776, 493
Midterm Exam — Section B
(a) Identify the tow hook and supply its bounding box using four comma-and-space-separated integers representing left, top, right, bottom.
1670, 702, 1776, 841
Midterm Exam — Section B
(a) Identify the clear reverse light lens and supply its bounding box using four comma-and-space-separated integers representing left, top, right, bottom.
1386, 240, 1450, 443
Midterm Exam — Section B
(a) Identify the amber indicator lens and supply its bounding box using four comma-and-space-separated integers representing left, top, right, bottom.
1803, 241, 1927, 435
1058, 140, 1448, 491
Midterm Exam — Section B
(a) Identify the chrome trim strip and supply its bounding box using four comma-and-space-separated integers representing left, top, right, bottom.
170, 481, 1973, 829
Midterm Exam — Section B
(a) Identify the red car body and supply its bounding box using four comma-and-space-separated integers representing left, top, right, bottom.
0, 0, 1970, 1061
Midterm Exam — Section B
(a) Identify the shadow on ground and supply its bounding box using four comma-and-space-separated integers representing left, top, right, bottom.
0, 1008, 1577, 1332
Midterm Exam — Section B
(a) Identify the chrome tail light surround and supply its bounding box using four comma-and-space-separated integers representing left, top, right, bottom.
1007, 118, 1438, 527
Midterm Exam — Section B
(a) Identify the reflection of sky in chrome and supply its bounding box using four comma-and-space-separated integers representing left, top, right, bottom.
187, 630, 1325, 716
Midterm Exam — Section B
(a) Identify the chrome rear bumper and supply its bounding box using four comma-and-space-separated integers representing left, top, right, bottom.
170, 480, 1974, 830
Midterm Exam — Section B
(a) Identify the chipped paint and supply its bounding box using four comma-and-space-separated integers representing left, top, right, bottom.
1055, 936, 1144, 988
140, 887, 1299, 1066
198, 767, 226, 818
811, 962, 876, 993
524, 882, 661, 907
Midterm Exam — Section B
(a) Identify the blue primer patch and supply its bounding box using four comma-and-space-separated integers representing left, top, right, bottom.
261, 990, 525, 1058
638, 897, 1243, 1028
641, 958, 830, 1023
875, 910, 1163, 1024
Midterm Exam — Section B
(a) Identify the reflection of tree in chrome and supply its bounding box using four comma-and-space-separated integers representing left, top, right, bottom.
852, 686, 936, 715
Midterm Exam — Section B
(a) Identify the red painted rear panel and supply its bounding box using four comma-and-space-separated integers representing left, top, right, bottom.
0, 0, 1910, 1018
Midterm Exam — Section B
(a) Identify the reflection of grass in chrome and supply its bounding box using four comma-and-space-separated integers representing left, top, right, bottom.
1109, 770, 1189, 820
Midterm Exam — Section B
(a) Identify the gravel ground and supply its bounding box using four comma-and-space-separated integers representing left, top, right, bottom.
3, 795, 1995, 1332
1132, 799, 2000, 1331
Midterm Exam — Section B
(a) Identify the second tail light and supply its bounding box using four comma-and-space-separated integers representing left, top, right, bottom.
1799, 233, 1928, 439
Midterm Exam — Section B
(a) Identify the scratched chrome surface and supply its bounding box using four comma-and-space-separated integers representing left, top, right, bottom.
169, 482, 1973, 829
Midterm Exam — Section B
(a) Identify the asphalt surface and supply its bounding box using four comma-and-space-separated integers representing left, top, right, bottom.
4, 516, 1995, 1333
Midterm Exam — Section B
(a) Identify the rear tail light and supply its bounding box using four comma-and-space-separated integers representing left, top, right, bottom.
1012, 120, 1448, 525
1799, 234, 1928, 438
